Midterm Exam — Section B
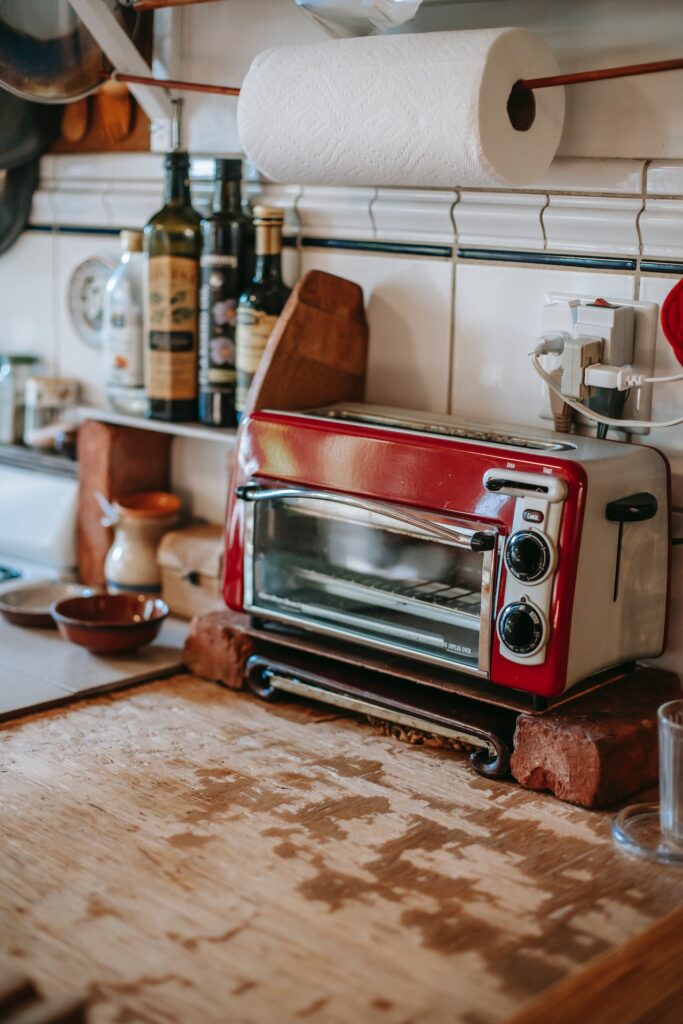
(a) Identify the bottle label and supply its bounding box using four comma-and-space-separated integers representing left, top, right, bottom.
235, 308, 277, 412
107, 308, 144, 387
198, 254, 239, 393
146, 256, 198, 401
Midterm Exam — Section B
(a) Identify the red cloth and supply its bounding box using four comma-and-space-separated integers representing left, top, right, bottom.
661, 277, 683, 367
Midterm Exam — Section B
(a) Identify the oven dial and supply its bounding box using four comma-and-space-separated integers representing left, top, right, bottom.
505, 530, 552, 583
498, 602, 546, 657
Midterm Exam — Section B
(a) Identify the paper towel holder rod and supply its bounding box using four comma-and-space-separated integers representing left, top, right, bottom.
518, 56, 683, 91
107, 71, 241, 95
108, 54, 683, 103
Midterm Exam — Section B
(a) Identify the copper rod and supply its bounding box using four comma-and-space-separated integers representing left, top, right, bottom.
108, 71, 240, 96
107, 55, 683, 99
519, 56, 683, 91
127, 0, 217, 9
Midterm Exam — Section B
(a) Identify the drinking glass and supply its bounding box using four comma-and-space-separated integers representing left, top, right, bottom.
612, 699, 683, 864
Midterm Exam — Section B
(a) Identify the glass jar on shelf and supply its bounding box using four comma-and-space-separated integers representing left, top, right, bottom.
0, 355, 41, 445
23, 377, 80, 451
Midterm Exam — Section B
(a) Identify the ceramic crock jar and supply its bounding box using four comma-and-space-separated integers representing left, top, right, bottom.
104, 491, 181, 594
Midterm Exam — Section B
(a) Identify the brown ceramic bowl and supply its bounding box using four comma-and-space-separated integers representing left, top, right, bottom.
50, 593, 169, 653
0, 582, 94, 628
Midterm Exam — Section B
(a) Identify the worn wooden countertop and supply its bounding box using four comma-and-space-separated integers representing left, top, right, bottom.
1, 674, 682, 1024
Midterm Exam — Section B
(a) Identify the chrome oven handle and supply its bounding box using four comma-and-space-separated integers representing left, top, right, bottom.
235, 483, 495, 552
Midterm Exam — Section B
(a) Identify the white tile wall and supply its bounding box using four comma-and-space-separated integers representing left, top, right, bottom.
454, 192, 546, 251
297, 187, 375, 241
171, 437, 230, 524
0, 231, 57, 371
543, 196, 642, 255
640, 200, 683, 260
538, 158, 645, 195
451, 262, 636, 427
372, 189, 457, 245
53, 233, 121, 407
646, 161, 683, 197
299, 247, 454, 413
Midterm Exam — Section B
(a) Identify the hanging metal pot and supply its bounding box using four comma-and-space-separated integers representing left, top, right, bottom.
0, 0, 137, 104
0, 159, 39, 256
0, 87, 61, 256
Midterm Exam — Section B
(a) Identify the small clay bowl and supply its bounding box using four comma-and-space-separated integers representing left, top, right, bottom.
116, 491, 181, 518
51, 593, 169, 654
0, 582, 94, 628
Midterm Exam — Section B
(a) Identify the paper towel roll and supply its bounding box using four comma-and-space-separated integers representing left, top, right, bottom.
238, 28, 565, 188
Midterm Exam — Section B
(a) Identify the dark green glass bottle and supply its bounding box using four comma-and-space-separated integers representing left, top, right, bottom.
235, 206, 291, 421
144, 151, 201, 422
198, 159, 251, 427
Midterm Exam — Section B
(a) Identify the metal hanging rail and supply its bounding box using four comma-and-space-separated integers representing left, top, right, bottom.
108, 55, 683, 99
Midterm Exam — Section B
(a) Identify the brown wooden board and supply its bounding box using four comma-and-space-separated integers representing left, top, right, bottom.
1, 675, 683, 1024
505, 904, 683, 1024
76, 420, 171, 586
243, 269, 368, 419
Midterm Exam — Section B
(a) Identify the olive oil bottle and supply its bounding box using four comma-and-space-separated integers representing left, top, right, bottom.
144, 150, 201, 421
235, 206, 291, 421
198, 158, 251, 427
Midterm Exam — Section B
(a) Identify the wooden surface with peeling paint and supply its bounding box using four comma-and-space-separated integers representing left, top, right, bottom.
1, 674, 682, 1024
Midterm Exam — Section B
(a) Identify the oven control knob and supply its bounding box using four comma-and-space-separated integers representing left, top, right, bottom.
505, 530, 551, 583
498, 602, 545, 656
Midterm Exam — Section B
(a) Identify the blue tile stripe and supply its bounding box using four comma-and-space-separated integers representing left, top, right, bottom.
300, 237, 454, 258
25, 225, 683, 276
27, 224, 123, 237
641, 260, 683, 276
457, 248, 637, 271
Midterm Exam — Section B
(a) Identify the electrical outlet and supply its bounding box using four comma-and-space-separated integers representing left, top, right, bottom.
542, 292, 658, 435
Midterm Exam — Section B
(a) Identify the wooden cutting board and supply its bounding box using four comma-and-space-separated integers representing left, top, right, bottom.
244, 269, 369, 418
0, 615, 187, 720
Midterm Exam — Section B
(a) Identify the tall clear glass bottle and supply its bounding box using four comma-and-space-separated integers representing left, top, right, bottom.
144, 151, 201, 422
103, 229, 146, 415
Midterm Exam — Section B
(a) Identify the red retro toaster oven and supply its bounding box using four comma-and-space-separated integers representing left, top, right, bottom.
224, 403, 670, 702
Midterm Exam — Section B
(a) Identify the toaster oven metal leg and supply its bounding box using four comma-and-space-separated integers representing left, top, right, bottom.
243, 655, 513, 779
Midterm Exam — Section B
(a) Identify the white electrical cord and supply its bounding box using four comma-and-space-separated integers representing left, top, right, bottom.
530, 351, 683, 430
640, 372, 683, 385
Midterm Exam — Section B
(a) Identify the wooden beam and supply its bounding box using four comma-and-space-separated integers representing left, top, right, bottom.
505, 904, 683, 1024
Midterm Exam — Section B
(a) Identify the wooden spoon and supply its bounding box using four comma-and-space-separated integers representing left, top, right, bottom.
60, 97, 90, 144
96, 81, 133, 144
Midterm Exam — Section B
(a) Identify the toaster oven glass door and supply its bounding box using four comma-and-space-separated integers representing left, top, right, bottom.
241, 484, 498, 677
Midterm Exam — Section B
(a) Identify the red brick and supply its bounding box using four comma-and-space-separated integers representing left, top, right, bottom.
183, 609, 254, 689
511, 668, 681, 808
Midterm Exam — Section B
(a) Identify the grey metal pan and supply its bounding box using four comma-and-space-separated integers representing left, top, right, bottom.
0, 0, 138, 104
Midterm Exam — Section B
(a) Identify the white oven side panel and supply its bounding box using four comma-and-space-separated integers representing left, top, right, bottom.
565, 448, 669, 688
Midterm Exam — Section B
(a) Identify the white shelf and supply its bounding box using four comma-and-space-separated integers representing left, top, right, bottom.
78, 406, 238, 445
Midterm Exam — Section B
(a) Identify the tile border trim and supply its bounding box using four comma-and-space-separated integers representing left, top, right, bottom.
641, 260, 683, 275
457, 249, 637, 271
299, 237, 454, 258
